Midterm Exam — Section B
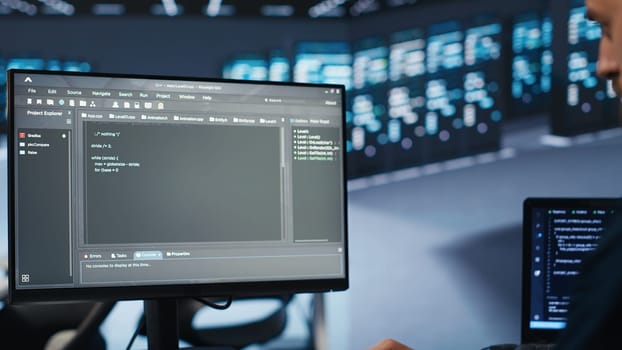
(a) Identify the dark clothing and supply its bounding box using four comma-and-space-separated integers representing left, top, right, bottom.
555, 218, 622, 349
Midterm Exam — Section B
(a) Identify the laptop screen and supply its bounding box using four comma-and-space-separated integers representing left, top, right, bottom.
521, 197, 620, 344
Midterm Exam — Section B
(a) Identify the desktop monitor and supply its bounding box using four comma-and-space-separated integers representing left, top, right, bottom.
7, 69, 348, 347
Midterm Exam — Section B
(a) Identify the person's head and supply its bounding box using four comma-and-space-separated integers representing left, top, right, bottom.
587, 0, 622, 95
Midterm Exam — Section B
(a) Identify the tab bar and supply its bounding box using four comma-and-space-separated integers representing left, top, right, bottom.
134, 251, 163, 260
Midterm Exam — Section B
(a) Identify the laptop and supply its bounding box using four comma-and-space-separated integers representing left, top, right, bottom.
520, 197, 621, 347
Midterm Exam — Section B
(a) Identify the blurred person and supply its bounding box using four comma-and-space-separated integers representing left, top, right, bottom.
533, 0, 622, 347
369, 0, 622, 349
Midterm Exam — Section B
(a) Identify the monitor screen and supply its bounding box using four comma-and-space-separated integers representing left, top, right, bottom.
521, 197, 621, 343
7, 69, 348, 304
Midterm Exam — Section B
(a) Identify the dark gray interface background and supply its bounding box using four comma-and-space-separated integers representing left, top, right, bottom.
85, 122, 282, 244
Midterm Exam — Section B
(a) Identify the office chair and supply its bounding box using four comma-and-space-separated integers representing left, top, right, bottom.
0, 297, 114, 350
0, 261, 115, 350
180, 294, 294, 349
44, 300, 116, 350
136, 294, 294, 350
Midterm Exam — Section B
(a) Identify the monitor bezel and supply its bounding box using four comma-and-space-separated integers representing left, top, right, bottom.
7, 68, 349, 304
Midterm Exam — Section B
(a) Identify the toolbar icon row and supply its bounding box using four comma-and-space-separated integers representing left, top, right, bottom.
111, 101, 164, 110
26, 98, 164, 110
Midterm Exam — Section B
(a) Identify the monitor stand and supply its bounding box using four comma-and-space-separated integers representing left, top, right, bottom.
143, 298, 235, 350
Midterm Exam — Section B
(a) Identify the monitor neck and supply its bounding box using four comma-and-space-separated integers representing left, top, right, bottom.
144, 298, 180, 350
142, 298, 238, 350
